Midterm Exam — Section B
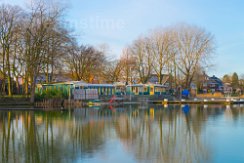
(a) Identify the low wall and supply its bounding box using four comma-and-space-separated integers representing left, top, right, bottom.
34, 95, 174, 109
35, 99, 83, 109
99, 95, 174, 102
0, 96, 31, 107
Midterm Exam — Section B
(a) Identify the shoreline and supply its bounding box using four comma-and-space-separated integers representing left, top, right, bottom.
1, 97, 244, 110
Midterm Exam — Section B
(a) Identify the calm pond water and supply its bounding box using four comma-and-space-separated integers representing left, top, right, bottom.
0, 104, 244, 163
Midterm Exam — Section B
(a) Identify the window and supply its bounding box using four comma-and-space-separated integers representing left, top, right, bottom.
144, 87, 148, 92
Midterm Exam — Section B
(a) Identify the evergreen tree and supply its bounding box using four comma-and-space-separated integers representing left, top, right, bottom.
231, 72, 239, 89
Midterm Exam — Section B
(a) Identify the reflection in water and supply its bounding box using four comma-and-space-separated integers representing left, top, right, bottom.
114, 105, 210, 163
0, 105, 244, 163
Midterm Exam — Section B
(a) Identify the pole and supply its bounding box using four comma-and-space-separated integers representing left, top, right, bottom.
130, 67, 133, 101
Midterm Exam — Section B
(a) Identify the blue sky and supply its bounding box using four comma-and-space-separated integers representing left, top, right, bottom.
3, 0, 244, 77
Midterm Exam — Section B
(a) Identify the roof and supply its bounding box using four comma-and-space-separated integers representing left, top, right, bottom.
113, 82, 126, 86
208, 76, 223, 86
41, 80, 87, 86
40, 82, 115, 88
73, 82, 114, 87
126, 84, 167, 87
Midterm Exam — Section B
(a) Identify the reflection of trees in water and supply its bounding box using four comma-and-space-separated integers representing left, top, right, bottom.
113, 106, 213, 163
0, 111, 107, 163
0, 112, 13, 163
224, 106, 244, 121
0, 111, 39, 163
70, 119, 106, 156
0, 106, 244, 163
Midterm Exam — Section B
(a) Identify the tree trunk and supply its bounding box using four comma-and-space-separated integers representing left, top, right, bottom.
158, 73, 162, 85
7, 77, 11, 96
30, 76, 36, 103
1, 49, 6, 95
46, 63, 49, 83
6, 48, 12, 96
25, 73, 29, 96
16, 78, 19, 94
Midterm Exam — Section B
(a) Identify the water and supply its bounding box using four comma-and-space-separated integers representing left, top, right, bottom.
0, 105, 244, 163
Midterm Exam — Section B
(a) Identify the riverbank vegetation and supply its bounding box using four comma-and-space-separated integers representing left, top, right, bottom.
34, 89, 68, 102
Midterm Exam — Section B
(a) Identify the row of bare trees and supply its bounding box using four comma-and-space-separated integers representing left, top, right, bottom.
0, 1, 215, 102
119, 24, 215, 89
0, 1, 77, 102
0, 1, 114, 102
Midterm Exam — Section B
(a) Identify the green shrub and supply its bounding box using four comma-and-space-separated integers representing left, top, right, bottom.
35, 89, 68, 101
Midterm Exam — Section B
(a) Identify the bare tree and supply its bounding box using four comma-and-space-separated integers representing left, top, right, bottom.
120, 48, 137, 84
42, 15, 71, 83
66, 44, 106, 83
146, 29, 173, 84
20, 1, 67, 103
102, 59, 123, 83
0, 4, 22, 95
174, 24, 215, 89
129, 37, 152, 84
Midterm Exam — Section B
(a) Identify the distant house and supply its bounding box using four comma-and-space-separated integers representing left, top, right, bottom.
202, 75, 224, 93
223, 83, 233, 94
148, 74, 170, 86
52, 74, 73, 82
35, 73, 73, 83
118, 73, 170, 86
35, 74, 47, 83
